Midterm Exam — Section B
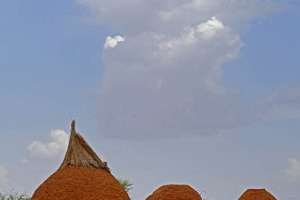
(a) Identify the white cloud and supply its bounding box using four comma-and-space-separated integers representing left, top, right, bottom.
75, 0, 281, 33
75, 0, 281, 139
104, 35, 125, 49
285, 158, 300, 181
197, 17, 225, 39
28, 129, 68, 158
94, 17, 255, 139
0, 165, 8, 185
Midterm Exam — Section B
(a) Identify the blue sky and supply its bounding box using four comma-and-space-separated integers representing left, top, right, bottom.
0, 0, 300, 200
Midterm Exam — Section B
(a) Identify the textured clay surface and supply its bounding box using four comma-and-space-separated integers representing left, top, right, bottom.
146, 184, 202, 200
31, 166, 130, 200
238, 189, 277, 200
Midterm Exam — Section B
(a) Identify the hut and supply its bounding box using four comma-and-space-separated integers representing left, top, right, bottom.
238, 188, 277, 200
31, 120, 130, 200
146, 184, 202, 200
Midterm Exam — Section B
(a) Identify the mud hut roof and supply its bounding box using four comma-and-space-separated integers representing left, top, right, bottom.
59, 120, 110, 172
238, 188, 277, 200
31, 120, 131, 200
146, 184, 202, 200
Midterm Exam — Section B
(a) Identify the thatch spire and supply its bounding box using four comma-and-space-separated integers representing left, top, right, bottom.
59, 120, 110, 173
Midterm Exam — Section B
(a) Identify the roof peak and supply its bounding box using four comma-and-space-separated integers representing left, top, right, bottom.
59, 120, 110, 172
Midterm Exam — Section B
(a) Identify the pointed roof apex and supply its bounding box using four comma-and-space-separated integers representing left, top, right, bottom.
71, 119, 76, 131
59, 120, 110, 172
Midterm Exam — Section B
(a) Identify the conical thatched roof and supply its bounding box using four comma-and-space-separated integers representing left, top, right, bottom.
59, 120, 110, 172
31, 120, 130, 200
238, 188, 277, 200
146, 184, 202, 200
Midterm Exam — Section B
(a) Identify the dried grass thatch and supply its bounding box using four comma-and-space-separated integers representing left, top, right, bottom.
32, 120, 131, 200
59, 120, 110, 172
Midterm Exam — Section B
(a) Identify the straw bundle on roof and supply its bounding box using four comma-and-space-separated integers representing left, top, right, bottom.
59, 120, 110, 172
238, 188, 277, 200
31, 120, 130, 200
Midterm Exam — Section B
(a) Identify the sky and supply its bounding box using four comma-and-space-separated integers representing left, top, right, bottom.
0, 0, 300, 199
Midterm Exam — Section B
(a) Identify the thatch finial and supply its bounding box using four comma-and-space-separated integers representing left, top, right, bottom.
71, 120, 76, 131
59, 120, 111, 173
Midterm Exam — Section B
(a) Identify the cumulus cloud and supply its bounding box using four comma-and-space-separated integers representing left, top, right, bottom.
75, 0, 280, 33
285, 158, 300, 181
28, 129, 68, 158
76, 0, 281, 139
0, 165, 8, 185
104, 35, 125, 49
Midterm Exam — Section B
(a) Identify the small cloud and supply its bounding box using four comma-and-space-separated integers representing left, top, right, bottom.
0, 165, 8, 185
104, 35, 125, 49
28, 129, 68, 158
285, 158, 300, 181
